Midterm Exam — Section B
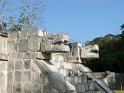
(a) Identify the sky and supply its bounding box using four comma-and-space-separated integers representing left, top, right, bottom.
42, 0, 124, 42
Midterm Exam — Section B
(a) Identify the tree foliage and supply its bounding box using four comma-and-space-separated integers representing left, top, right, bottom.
0, 0, 45, 32
87, 25, 124, 73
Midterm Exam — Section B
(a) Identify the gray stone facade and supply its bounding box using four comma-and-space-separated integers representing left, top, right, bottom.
0, 29, 114, 93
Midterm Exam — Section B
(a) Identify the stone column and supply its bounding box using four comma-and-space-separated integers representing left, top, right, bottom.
71, 42, 82, 63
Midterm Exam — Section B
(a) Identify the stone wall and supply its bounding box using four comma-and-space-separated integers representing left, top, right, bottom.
0, 34, 8, 93
7, 29, 55, 93
0, 29, 114, 93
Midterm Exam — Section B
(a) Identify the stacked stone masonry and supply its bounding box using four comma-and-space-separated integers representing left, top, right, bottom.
0, 29, 114, 93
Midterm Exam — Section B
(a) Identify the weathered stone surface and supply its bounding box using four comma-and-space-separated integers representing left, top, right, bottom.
7, 41, 15, 54
24, 83, 41, 93
0, 61, 6, 70
19, 39, 28, 52
7, 61, 14, 71
32, 84, 41, 93
20, 30, 28, 39
24, 59, 31, 70
7, 71, 13, 82
15, 60, 22, 70
41, 43, 70, 52
0, 54, 8, 61
0, 29, 114, 93
7, 83, 12, 93
0, 61, 7, 93
33, 52, 49, 60
28, 28, 44, 36
14, 71, 22, 82
0, 36, 7, 54
13, 83, 22, 93
28, 36, 40, 51
41, 84, 52, 93
8, 31, 17, 40
17, 53, 24, 59
17, 31, 21, 39
23, 71, 31, 82
0, 32, 8, 37
25, 51, 33, 59
23, 83, 32, 93
81, 44, 99, 59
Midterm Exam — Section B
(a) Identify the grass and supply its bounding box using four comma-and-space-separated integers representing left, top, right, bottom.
114, 90, 124, 93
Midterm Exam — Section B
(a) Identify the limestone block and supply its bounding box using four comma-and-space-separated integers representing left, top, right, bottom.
81, 84, 86, 92
81, 75, 88, 83
54, 62, 61, 68
77, 70, 83, 76
24, 59, 31, 70
28, 28, 44, 36
28, 36, 40, 52
23, 71, 31, 82
19, 39, 28, 52
60, 69, 64, 75
17, 31, 21, 39
13, 83, 22, 93
75, 84, 85, 92
0, 61, 6, 70
75, 77, 79, 84
17, 53, 24, 59
77, 84, 83, 92
41, 42, 70, 52
0, 54, 8, 61
51, 45, 70, 52
86, 83, 94, 91
24, 83, 42, 93
7, 83, 12, 93
41, 84, 52, 93
66, 77, 75, 84
50, 53, 65, 62
59, 62, 66, 69
65, 63, 73, 69
52, 88, 59, 93
33, 52, 49, 60
78, 76, 84, 84
7, 61, 14, 71
0, 70, 7, 88
81, 44, 99, 59
24, 83, 32, 93
0, 62, 7, 93
0, 32, 8, 37
7, 41, 15, 54
8, 31, 17, 40
7, 71, 13, 82
31, 73, 46, 84
25, 51, 33, 59
15, 60, 22, 70
31, 61, 45, 84
31, 84, 41, 93
15, 40, 20, 52
71, 42, 82, 58
60, 69, 69, 76
20, 30, 28, 39
69, 69, 75, 76
14, 71, 22, 82
0, 36, 7, 54
57, 33, 69, 41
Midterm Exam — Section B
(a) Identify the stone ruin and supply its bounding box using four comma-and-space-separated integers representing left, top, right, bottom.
0, 29, 114, 93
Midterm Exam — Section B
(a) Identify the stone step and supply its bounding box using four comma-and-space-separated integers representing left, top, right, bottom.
73, 83, 95, 93
83, 91, 101, 93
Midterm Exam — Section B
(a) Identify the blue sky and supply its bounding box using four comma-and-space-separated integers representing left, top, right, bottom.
42, 0, 124, 42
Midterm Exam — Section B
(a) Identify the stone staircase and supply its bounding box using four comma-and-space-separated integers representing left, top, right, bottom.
52, 60, 101, 93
